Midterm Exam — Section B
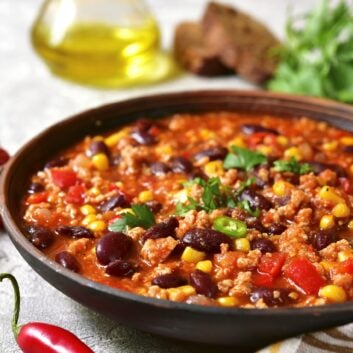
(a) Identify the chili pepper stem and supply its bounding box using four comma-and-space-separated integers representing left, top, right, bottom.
0, 273, 22, 339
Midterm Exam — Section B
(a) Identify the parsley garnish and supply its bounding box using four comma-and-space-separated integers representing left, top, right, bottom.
268, 0, 353, 103
238, 199, 260, 217
176, 177, 228, 215
274, 157, 313, 175
108, 204, 155, 232
224, 146, 267, 171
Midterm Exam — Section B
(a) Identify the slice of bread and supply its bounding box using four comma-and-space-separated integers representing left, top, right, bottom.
173, 22, 231, 77
202, 2, 280, 84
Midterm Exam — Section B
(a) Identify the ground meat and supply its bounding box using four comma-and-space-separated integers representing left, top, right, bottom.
220, 169, 238, 187
320, 239, 351, 261
68, 238, 92, 255
147, 285, 168, 299
332, 273, 353, 290
237, 250, 261, 270
229, 271, 253, 296
277, 189, 309, 219
140, 237, 178, 265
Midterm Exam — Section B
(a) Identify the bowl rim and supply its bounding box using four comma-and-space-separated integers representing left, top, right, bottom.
1, 89, 353, 317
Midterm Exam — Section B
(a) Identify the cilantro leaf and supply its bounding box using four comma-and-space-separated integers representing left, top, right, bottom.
274, 157, 313, 175
176, 197, 199, 216
268, 0, 353, 103
238, 199, 260, 217
224, 146, 267, 171
234, 177, 256, 196
108, 204, 155, 232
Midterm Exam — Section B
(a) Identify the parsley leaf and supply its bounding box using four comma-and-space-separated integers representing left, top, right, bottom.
224, 146, 267, 171
274, 157, 313, 175
238, 199, 260, 217
108, 204, 155, 232
234, 177, 256, 196
268, 0, 353, 103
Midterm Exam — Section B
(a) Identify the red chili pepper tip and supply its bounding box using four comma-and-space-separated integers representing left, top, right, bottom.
0, 273, 94, 353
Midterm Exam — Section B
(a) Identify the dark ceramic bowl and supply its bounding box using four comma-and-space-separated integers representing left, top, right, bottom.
1, 90, 353, 350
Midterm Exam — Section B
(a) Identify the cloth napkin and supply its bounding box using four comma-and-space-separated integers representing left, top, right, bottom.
258, 323, 353, 353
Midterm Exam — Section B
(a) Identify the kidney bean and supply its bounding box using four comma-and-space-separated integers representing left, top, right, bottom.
240, 189, 272, 210
96, 232, 132, 265
44, 156, 68, 169
308, 162, 347, 178
189, 169, 208, 180
145, 200, 162, 214
182, 228, 232, 253
142, 217, 179, 243
190, 270, 218, 298
250, 287, 291, 306
240, 124, 279, 136
131, 131, 156, 145
55, 226, 93, 239
152, 273, 187, 288
99, 193, 130, 213
150, 162, 170, 175
267, 223, 286, 235
250, 238, 276, 253
343, 145, 353, 153
28, 182, 45, 194
193, 147, 228, 161
55, 251, 80, 273
87, 141, 110, 157
106, 260, 136, 277
311, 230, 337, 251
170, 156, 193, 173
133, 119, 153, 132
27, 225, 54, 249
245, 218, 267, 233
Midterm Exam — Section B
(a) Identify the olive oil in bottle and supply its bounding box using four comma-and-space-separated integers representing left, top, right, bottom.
31, 0, 174, 87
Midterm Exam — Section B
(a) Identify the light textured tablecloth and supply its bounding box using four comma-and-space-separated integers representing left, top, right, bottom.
0, 1, 352, 352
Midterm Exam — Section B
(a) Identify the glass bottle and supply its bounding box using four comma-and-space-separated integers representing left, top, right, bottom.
31, 0, 175, 87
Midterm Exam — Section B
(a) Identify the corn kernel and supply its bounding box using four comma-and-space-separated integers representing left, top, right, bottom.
196, 260, 213, 273
80, 204, 96, 216
91, 153, 109, 171
181, 246, 206, 263
273, 180, 292, 196
167, 285, 196, 301
217, 296, 239, 307
138, 190, 153, 203
156, 145, 173, 156
87, 220, 106, 232
89, 187, 101, 196
257, 145, 272, 156
332, 203, 350, 218
338, 250, 353, 262
204, 160, 224, 177
276, 136, 288, 146
348, 220, 353, 229
82, 214, 97, 226
235, 238, 250, 252
288, 292, 299, 300
319, 186, 344, 204
349, 165, 353, 175
320, 261, 335, 271
115, 181, 124, 189
340, 136, 353, 146
320, 215, 335, 229
228, 136, 246, 148
284, 146, 302, 161
200, 129, 216, 140
319, 285, 347, 303
174, 189, 188, 203
322, 141, 338, 152
104, 129, 129, 147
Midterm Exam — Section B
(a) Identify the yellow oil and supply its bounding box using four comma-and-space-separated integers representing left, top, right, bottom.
31, 19, 175, 87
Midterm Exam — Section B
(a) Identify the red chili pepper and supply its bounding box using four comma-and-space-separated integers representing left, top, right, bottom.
51, 169, 78, 189
0, 273, 94, 353
258, 253, 286, 278
284, 257, 326, 295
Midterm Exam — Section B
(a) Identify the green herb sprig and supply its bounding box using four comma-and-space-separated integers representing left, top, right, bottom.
224, 146, 267, 171
268, 0, 353, 103
109, 204, 155, 232
274, 157, 313, 175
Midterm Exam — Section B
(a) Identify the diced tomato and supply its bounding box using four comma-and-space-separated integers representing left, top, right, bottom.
51, 169, 77, 188
247, 132, 268, 147
338, 258, 353, 275
339, 178, 353, 194
284, 257, 326, 295
149, 126, 160, 136
66, 184, 85, 204
26, 192, 47, 204
258, 253, 286, 278
252, 272, 274, 287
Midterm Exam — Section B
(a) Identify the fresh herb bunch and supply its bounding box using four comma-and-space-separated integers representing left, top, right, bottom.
224, 146, 267, 171
268, 0, 353, 103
